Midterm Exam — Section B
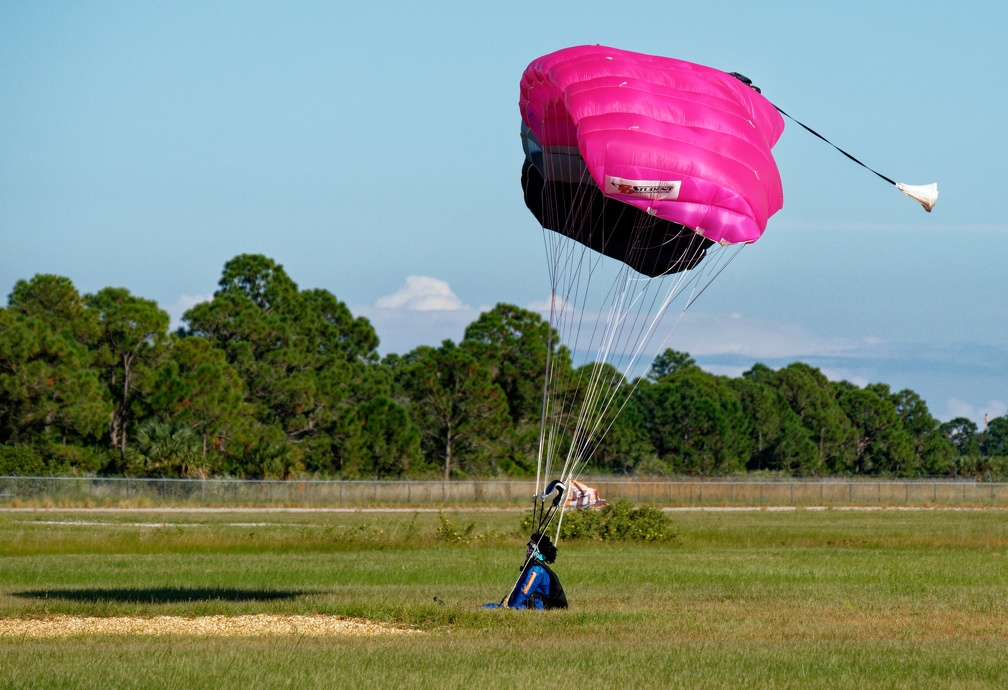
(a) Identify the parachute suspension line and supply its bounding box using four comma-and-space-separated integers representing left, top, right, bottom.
549, 236, 743, 540
538, 215, 583, 492
537, 156, 601, 491
534, 170, 569, 495
545, 260, 662, 530
549, 196, 656, 487
564, 250, 666, 472
548, 160, 622, 463
773, 105, 938, 212
530, 143, 749, 542
682, 242, 745, 312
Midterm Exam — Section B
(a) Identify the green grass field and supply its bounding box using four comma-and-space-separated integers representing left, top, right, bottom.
1, 507, 1007, 689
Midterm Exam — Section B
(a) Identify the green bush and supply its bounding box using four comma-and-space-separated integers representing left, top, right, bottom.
0, 443, 113, 476
0, 444, 45, 475
39, 444, 108, 474
521, 498, 679, 542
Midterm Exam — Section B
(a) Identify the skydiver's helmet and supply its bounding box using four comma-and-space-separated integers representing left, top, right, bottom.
527, 532, 557, 564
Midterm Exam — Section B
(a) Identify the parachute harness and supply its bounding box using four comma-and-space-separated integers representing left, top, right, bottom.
501, 482, 565, 606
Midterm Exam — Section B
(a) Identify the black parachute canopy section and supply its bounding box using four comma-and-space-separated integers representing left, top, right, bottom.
521, 131, 712, 279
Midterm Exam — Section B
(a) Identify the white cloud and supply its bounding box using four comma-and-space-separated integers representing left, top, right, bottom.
166, 293, 213, 329
672, 311, 865, 360
701, 364, 749, 379
944, 399, 1008, 426
357, 276, 482, 354
360, 308, 479, 354
374, 276, 466, 311
819, 369, 870, 388
526, 296, 572, 314
523, 296, 875, 363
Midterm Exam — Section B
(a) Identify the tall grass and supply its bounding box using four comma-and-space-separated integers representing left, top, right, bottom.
1, 508, 1007, 688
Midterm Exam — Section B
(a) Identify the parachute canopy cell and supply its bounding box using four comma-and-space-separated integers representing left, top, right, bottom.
520, 45, 786, 276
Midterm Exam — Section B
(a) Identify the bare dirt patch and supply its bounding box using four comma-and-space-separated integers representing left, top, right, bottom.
0, 614, 421, 638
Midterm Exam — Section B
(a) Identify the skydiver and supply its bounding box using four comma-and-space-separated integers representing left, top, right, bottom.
485, 532, 567, 610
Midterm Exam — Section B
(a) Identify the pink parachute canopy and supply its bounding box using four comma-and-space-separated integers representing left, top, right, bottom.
520, 45, 785, 247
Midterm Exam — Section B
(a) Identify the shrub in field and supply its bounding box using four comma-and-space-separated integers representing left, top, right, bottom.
0, 445, 44, 475
39, 444, 107, 474
436, 511, 476, 543
522, 498, 679, 542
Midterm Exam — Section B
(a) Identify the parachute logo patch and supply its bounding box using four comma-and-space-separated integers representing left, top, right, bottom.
606, 176, 681, 200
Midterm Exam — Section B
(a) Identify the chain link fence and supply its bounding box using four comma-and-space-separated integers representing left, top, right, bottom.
3, 475, 1008, 508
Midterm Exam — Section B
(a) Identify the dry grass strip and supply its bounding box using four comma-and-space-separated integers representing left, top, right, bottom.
0, 614, 421, 638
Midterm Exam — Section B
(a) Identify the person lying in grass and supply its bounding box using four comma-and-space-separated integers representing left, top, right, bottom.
486, 533, 567, 610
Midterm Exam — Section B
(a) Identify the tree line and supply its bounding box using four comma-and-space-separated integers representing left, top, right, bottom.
2, 254, 1005, 479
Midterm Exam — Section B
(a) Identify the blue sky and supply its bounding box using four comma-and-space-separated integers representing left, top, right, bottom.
2, 1, 1005, 424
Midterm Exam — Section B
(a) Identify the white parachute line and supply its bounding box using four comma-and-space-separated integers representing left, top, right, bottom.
558, 238, 742, 499
532, 152, 745, 528
576, 244, 739, 476
539, 162, 604, 489
556, 229, 664, 479
553, 225, 687, 492
536, 235, 565, 496
537, 208, 565, 493
548, 225, 598, 482
629, 243, 733, 373
542, 225, 588, 488
553, 258, 626, 485
531, 153, 756, 549
550, 276, 621, 484
554, 207, 659, 486
618, 244, 743, 426
536, 282, 560, 496
595, 250, 693, 394
559, 275, 686, 488
543, 167, 622, 482
619, 227, 713, 367
682, 243, 745, 312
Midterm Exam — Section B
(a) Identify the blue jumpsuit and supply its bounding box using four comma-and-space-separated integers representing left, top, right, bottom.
507, 563, 551, 609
